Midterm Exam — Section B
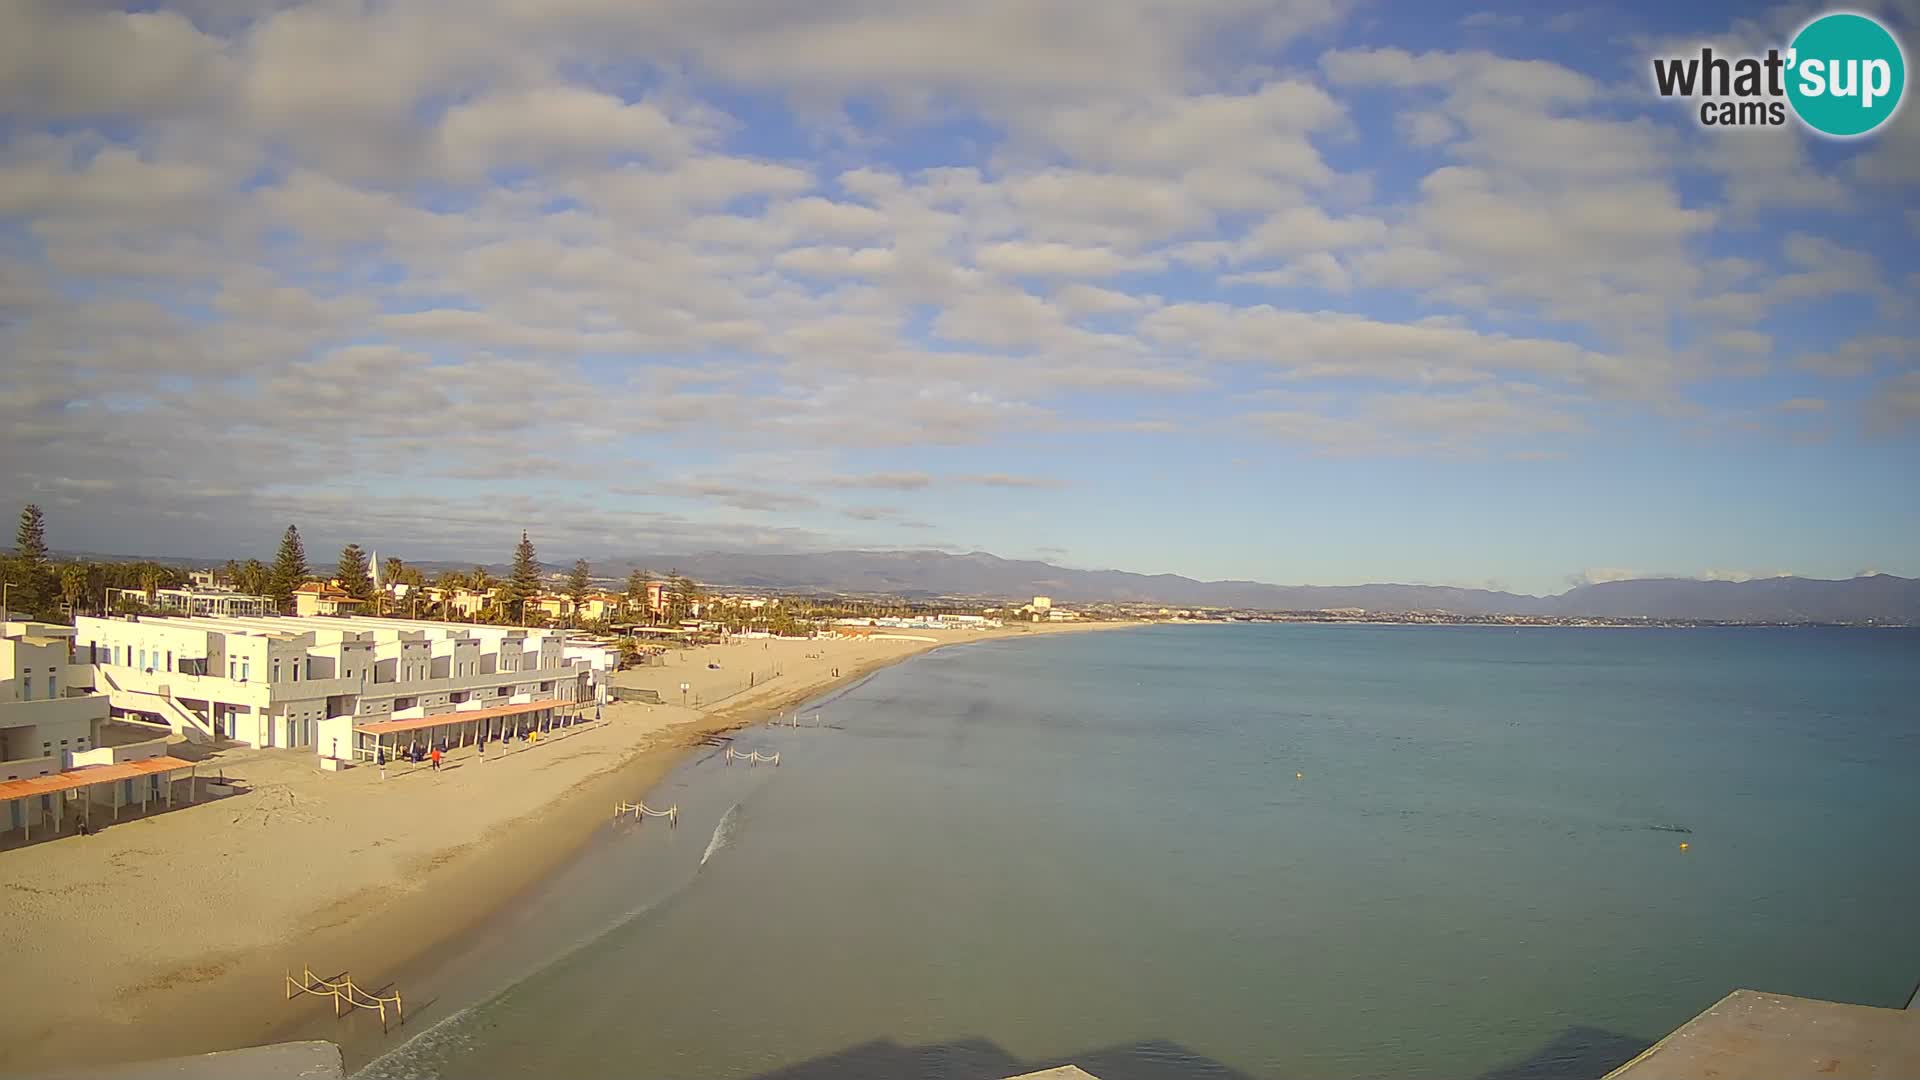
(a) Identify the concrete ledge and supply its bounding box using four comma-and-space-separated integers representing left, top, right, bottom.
1605, 989, 1920, 1080
21, 1041, 344, 1080
1004, 1069, 1101, 1080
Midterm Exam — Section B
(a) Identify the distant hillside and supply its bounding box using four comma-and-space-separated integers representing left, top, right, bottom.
42, 544, 1918, 624
593, 550, 1918, 624
1539, 575, 1920, 623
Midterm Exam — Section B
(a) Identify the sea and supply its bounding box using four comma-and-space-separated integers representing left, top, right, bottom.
350, 624, 1920, 1080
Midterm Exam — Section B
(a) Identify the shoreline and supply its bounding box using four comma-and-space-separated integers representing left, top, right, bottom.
0, 621, 1130, 1075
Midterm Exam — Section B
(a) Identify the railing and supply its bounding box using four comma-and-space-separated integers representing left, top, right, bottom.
285, 966, 405, 1033
613, 801, 678, 824
723, 747, 780, 767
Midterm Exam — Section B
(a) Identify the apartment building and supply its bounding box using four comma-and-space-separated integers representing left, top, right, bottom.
74, 614, 594, 760
2, 622, 105, 778
3, 621, 192, 840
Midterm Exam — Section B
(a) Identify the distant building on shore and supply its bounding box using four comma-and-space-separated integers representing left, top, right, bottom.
112, 585, 277, 619
73, 614, 595, 762
293, 582, 364, 617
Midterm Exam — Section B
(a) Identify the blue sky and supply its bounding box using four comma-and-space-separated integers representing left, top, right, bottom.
1, 0, 1916, 594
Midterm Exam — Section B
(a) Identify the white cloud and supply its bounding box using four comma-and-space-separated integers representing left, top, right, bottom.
0, 0, 1912, 569
976, 241, 1155, 277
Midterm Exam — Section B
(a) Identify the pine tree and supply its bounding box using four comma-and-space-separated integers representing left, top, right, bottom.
507, 531, 540, 623
270, 525, 309, 613
11, 504, 52, 616
566, 559, 592, 625
337, 544, 373, 601
15, 505, 49, 566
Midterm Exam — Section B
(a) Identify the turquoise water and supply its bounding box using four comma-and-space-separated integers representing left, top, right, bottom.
355, 625, 1920, 1080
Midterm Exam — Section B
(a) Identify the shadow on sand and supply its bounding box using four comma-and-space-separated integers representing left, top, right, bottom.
741, 1025, 1652, 1080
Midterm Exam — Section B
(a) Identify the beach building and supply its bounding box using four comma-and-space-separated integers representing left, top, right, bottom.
73, 614, 593, 763
2, 621, 194, 840
110, 584, 276, 618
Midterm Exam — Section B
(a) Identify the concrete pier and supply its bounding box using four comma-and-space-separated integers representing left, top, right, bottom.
1605, 989, 1920, 1080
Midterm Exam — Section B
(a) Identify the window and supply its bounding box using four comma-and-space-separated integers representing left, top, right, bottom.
47, 675, 55, 698
139, 649, 148, 670
273, 659, 280, 682
241, 659, 250, 681
167, 650, 173, 671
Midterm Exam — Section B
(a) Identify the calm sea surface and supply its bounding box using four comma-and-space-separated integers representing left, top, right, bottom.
354, 625, 1920, 1080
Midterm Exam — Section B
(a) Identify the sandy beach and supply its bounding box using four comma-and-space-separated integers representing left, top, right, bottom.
0, 622, 1118, 1075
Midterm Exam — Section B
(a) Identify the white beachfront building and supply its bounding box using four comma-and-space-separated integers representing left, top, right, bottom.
3, 622, 194, 840
73, 614, 598, 763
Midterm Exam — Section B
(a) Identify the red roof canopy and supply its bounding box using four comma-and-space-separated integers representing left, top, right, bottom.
0, 756, 195, 801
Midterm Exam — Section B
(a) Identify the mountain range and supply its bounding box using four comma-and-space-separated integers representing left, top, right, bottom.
580, 550, 1918, 624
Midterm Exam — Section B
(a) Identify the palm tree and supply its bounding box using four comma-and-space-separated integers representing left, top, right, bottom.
59, 563, 89, 615
138, 562, 164, 602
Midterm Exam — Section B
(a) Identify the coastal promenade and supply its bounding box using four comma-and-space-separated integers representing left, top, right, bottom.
0, 622, 1121, 1075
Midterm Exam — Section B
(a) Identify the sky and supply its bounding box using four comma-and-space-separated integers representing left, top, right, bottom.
1, 0, 1916, 596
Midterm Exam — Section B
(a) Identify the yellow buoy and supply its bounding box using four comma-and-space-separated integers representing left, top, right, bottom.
1679, 842, 1690, 851
1296, 771, 1304, 779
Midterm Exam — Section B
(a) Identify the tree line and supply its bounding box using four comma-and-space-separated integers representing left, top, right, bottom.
3, 503, 861, 637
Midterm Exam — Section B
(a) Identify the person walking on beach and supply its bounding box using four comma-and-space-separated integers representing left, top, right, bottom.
430, 746, 442, 771
478, 737, 485, 763
376, 744, 386, 781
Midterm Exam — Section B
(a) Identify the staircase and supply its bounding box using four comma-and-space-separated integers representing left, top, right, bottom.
95, 666, 217, 744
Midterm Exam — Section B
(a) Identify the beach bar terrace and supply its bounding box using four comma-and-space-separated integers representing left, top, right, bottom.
340, 698, 578, 763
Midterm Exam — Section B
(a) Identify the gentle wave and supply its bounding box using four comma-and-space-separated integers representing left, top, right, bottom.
701, 802, 741, 867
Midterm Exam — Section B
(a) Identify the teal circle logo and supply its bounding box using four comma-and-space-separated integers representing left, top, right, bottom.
1786, 12, 1906, 137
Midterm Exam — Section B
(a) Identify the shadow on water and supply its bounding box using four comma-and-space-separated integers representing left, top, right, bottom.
740, 1027, 1652, 1080
1469, 1026, 1651, 1080
743, 1036, 1259, 1080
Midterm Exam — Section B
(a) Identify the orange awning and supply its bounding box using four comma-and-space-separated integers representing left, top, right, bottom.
354, 698, 571, 737
0, 756, 195, 801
